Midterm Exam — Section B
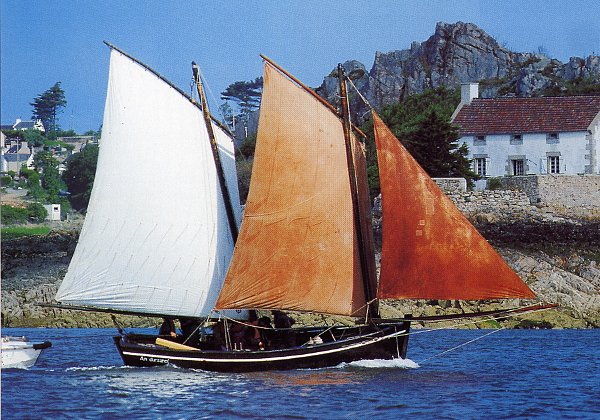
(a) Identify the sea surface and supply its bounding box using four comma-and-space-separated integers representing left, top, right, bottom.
1, 327, 598, 419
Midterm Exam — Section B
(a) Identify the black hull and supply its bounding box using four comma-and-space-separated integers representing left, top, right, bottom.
114, 322, 411, 372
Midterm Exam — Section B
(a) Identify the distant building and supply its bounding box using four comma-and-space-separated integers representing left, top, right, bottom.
43, 204, 61, 221
451, 84, 600, 178
1, 134, 35, 172
57, 135, 97, 154
1, 118, 45, 132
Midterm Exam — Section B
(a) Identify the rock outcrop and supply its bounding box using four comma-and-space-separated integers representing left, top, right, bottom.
315, 21, 600, 124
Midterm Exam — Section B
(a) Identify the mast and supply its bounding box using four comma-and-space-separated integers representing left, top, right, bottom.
337, 64, 378, 319
192, 62, 239, 242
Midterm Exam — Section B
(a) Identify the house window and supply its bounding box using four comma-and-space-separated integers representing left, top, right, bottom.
546, 133, 559, 144
510, 134, 523, 145
548, 156, 560, 174
474, 135, 486, 145
511, 159, 524, 175
474, 158, 487, 176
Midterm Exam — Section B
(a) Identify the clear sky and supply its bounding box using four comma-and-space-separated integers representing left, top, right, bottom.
1, 0, 599, 133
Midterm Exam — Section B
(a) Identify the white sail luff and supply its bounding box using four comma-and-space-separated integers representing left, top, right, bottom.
56, 49, 243, 318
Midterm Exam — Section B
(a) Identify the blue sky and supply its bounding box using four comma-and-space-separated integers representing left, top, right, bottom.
2, 0, 599, 133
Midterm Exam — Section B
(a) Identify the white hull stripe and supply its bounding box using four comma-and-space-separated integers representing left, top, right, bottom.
122, 330, 407, 363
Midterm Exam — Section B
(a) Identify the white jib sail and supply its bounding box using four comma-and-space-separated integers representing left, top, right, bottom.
56, 49, 244, 319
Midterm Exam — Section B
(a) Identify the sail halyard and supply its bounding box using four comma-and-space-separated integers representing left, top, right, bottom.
372, 112, 535, 300
215, 59, 369, 317
55, 46, 245, 319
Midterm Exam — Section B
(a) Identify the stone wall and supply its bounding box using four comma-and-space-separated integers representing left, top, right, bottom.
498, 175, 600, 219
446, 189, 539, 223
433, 177, 467, 192
432, 177, 539, 222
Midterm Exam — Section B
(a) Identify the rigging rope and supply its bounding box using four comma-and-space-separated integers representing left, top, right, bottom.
194, 64, 232, 131
418, 327, 505, 364
346, 77, 373, 110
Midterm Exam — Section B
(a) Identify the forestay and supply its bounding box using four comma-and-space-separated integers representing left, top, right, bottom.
56, 49, 244, 318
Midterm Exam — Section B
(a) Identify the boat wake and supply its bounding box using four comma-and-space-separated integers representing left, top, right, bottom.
66, 365, 136, 372
337, 358, 420, 369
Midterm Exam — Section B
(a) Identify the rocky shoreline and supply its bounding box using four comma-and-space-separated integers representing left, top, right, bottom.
2, 201, 599, 329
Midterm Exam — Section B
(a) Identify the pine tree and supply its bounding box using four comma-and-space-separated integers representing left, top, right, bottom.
31, 82, 67, 132
221, 77, 263, 120
361, 87, 478, 194
404, 109, 473, 179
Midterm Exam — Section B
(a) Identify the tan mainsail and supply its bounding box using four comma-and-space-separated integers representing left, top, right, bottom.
215, 62, 368, 316
373, 112, 535, 299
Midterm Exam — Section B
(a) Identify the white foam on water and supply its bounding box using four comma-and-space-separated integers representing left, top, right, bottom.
337, 358, 420, 369
66, 365, 134, 372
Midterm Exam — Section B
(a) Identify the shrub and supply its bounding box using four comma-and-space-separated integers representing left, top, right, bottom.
1, 175, 12, 187
27, 202, 48, 223
1, 205, 29, 224
1, 203, 48, 224
487, 177, 503, 190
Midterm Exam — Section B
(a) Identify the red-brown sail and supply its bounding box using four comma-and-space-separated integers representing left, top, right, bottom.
215, 62, 368, 317
373, 112, 535, 299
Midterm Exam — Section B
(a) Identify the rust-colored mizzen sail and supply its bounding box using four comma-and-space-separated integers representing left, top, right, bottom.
215, 62, 368, 317
373, 112, 535, 300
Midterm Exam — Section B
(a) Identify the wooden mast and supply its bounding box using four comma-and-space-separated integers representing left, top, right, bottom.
192, 62, 239, 242
337, 64, 378, 319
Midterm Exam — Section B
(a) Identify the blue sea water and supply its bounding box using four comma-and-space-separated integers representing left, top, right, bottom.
2, 328, 599, 419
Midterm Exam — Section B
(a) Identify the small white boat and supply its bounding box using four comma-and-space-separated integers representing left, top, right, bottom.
1, 336, 51, 369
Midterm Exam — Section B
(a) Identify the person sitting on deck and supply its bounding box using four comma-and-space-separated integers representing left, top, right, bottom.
246, 310, 271, 350
212, 320, 227, 351
229, 320, 246, 350
272, 310, 296, 349
158, 317, 177, 338
179, 317, 201, 347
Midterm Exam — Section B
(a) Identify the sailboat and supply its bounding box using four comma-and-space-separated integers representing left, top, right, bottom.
54, 44, 549, 372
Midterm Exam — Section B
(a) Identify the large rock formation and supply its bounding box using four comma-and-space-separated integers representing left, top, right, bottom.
315, 21, 600, 123
231, 21, 599, 138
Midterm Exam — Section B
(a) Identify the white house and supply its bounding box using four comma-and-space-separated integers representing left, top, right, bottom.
0, 118, 45, 132
1, 135, 35, 173
451, 84, 600, 178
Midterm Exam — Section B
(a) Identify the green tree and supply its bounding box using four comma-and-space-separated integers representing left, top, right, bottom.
403, 109, 476, 182
361, 87, 477, 195
62, 144, 99, 211
23, 129, 47, 147
237, 133, 257, 160
30, 82, 67, 132
20, 166, 44, 198
0, 130, 25, 141
32, 151, 64, 202
541, 76, 600, 96
221, 77, 263, 118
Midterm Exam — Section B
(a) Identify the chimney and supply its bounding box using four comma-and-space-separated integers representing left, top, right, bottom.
460, 83, 479, 105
